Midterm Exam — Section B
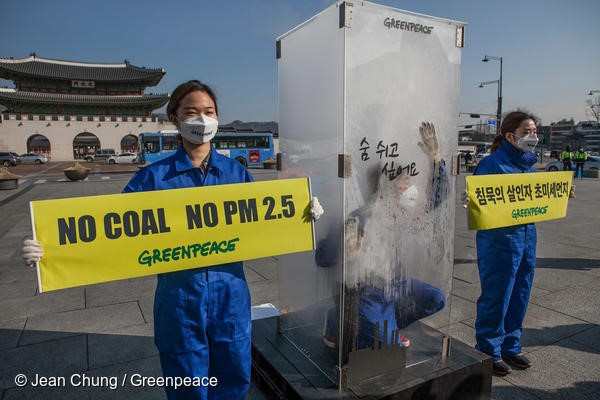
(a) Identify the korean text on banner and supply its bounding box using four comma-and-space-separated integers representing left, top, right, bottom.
466, 171, 572, 230
30, 178, 314, 292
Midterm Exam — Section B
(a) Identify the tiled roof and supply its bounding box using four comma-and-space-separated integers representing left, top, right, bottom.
0, 55, 165, 84
0, 89, 169, 107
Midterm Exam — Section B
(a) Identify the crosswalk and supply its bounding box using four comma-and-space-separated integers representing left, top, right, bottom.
20, 175, 128, 185
17, 168, 276, 186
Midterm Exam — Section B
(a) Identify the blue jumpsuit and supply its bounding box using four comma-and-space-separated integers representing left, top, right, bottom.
123, 146, 254, 400
320, 276, 446, 349
474, 139, 538, 361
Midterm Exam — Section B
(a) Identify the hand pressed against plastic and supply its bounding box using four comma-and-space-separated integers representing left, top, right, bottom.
418, 122, 441, 163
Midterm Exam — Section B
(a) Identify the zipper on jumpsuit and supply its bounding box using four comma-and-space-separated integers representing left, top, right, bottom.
198, 166, 211, 319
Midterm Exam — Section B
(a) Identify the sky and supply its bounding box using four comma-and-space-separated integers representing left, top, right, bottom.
1, 0, 599, 126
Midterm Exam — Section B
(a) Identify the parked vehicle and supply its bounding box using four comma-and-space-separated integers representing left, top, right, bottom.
0, 152, 19, 166
106, 153, 137, 164
84, 149, 115, 162
18, 153, 49, 164
545, 155, 600, 171
138, 130, 275, 167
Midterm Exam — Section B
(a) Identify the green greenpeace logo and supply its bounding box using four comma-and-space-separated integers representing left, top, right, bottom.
138, 237, 239, 267
511, 206, 549, 220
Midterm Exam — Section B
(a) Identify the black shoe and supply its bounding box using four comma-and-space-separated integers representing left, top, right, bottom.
502, 353, 532, 369
492, 360, 512, 376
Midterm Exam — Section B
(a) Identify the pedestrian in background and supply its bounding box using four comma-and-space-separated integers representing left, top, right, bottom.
573, 147, 588, 179
473, 111, 539, 376
561, 146, 572, 171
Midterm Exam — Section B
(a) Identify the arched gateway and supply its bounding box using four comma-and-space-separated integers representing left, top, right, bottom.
73, 132, 100, 159
26, 134, 51, 157
120, 134, 138, 153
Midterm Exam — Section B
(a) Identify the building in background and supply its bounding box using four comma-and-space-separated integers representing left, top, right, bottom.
546, 120, 600, 154
575, 121, 600, 154
0, 54, 171, 160
548, 121, 575, 152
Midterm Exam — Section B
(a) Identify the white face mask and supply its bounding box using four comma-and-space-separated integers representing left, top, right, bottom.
511, 133, 538, 153
399, 185, 419, 209
179, 115, 218, 144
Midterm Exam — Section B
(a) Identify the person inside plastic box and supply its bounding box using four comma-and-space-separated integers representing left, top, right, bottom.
472, 111, 539, 376
316, 122, 448, 350
22, 80, 324, 400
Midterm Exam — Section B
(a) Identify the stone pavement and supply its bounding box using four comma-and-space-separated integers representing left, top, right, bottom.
0, 166, 598, 399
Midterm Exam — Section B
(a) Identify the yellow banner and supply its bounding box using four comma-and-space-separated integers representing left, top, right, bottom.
30, 178, 314, 292
466, 171, 572, 230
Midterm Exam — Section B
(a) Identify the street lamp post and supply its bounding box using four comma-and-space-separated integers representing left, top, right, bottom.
478, 80, 500, 134
482, 54, 503, 129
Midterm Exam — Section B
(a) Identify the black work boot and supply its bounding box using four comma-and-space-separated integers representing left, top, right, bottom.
492, 360, 512, 376
502, 353, 532, 369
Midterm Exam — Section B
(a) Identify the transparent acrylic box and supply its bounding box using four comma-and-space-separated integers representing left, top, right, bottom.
263, 1, 476, 396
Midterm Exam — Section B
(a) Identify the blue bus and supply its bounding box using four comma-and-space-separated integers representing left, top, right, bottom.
212, 132, 275, 167
138, 130, 179, 164
138, 130, 275, 167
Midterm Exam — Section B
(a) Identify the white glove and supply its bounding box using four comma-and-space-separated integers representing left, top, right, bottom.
310, 196, 324, 220
461, 191, 470, 209
23, 238, 43, 267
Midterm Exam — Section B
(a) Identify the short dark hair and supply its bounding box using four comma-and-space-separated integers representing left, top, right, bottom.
166, 80, 218, 120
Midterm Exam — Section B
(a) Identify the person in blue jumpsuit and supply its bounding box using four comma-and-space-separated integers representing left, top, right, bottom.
318, 122, 448, 350
473, 111, 539, 376
124, 80, 254, 399
21, 80, 324, 399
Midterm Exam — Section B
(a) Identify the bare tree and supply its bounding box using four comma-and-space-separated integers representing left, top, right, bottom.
585, 95, 600, 122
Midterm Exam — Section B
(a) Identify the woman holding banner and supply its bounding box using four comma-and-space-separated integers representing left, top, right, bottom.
22, 80, 323, 400
472, 111, 538, 377
122, 80, 255, 400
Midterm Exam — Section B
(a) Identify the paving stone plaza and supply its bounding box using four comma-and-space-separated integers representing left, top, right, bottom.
0, 164, 598, 399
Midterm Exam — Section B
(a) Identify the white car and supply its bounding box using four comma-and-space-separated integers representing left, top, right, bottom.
545, 155, 600, 172
106, 153, 137, 164
19, 153, 49, 164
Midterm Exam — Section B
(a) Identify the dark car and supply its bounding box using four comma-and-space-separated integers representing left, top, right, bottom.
0, 152, 19, 166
